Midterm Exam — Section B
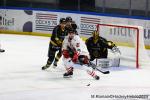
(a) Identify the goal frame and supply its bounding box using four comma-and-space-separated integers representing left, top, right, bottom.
96, 24, 140, 68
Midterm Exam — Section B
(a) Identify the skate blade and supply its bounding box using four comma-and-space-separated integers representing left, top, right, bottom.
52, 65, 57, 69
41, 66, 50, 70
63, 75, 72, 78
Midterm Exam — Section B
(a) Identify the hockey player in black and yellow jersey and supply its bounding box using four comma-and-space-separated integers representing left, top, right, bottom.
85, 30, 120, 61
42, 18, 68, 70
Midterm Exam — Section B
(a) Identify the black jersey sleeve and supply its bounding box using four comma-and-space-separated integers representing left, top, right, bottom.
51, 26, 59, 41
51, 25, 62, 46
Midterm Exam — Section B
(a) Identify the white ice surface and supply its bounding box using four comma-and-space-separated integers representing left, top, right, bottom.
0, 34, 150, 100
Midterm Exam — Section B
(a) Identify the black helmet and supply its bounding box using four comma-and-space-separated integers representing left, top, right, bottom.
67, 27, 75, 33
59, 18, 66, 24
66, 16, 72, 22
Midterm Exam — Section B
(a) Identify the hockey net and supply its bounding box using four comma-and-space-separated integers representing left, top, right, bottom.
96, 23, 150, 68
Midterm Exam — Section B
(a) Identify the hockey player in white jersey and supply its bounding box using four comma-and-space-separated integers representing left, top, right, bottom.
62, 28, 99, 80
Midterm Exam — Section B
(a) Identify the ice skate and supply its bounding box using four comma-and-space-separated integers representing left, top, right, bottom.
41, 64, 50, 70
0, 49, 5, 53
53, 61, 57, 68
63, 71, 73, 78
63, 67, 73, 78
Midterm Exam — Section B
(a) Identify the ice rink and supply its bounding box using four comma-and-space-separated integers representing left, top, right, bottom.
0, 34, 150, 100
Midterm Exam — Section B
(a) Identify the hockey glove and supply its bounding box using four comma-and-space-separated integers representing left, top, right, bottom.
63, 50, 70, 58
72, 52, 79, 63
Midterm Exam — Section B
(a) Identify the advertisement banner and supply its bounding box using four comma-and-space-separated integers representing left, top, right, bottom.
0, 8, 150, 46
33, 11, 58, 34
0, 9, 15, 30
0, 9, 33, 32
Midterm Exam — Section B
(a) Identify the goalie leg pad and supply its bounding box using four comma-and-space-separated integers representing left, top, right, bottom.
97, 59, 110, 68
97, 58, 120, 68
110, 58, 120, 67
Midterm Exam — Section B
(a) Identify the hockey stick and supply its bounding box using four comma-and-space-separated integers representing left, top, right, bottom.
89, 61, 110, 74
76, 60, 110, 74
94, 67, 110, 74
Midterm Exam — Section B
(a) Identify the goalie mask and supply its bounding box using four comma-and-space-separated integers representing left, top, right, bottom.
92, 30, 99, 43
